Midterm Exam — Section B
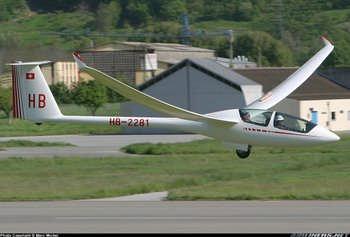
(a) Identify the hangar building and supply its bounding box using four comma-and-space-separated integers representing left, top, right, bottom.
120, 58, 263, 134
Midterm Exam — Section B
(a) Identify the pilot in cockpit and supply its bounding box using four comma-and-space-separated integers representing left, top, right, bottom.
241, 111, 251, 122
275, 114, 287, 130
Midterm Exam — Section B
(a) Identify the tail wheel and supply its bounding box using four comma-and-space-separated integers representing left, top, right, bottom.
235, 145, 252, 159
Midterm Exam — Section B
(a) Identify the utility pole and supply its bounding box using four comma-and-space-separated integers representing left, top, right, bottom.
226, 30, 234, 68
181, 13, 191, 46
271, 0, 284, 39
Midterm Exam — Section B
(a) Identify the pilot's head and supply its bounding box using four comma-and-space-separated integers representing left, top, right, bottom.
241, 111, 250, 121
276, 114, 284, 123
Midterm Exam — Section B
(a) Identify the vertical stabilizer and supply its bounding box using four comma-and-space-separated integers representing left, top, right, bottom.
9, 61, 62, 122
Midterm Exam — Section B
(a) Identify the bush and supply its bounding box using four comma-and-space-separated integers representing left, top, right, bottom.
71, 80, 107, 115
0, 87, 12, 121
50, 82, 73, 104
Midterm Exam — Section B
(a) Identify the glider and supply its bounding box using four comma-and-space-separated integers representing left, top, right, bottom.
10, 36, 339, 158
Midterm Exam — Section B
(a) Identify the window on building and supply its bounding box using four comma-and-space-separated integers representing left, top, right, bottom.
331, 112, 336, 121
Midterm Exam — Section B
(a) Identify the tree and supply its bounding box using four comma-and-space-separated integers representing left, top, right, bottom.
50, 82, 73, 104
0, 87, 12, 123
234, 31, 294, 66
124, 0, 151, 27
0, 0, 28, 21
158, 0, 186, 21
106, 87, 127, 103
72, 80, 107, 115
235, 1, 255, 21
95, 1, 121, 31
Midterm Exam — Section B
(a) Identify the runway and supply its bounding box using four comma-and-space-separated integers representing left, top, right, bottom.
0, 134, 205, 158
0, 200, 350, 232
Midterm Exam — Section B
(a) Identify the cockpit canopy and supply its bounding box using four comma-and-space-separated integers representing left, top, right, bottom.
239, 109, 272, 127
239, 109, 317, 133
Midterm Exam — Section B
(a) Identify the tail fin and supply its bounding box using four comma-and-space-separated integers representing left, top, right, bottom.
9, 61, 62, 123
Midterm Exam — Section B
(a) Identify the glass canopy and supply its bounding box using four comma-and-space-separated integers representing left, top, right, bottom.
239, 109, 317, 133
239, 109, 272, 127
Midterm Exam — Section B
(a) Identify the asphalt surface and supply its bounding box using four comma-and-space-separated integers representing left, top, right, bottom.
0, 134, 205, 158
0, 201, 350, 233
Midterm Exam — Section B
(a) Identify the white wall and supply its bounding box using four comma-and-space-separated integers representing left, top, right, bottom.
54, 62, 79, 89
241, 84, 263, 106
300, 99, 350, 131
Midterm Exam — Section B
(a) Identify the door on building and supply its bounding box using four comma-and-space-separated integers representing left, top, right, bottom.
311, 111, 318, 124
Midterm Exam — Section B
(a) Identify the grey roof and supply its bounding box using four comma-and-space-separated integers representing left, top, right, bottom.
320, 68, 350, 89
87, 42, 214, 53
190, 58, 258, 85
235, 68, 350, 100
139, 58, 259, 91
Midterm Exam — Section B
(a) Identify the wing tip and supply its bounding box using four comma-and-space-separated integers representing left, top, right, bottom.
72, 52, 87, 70
320, 35, 334, 46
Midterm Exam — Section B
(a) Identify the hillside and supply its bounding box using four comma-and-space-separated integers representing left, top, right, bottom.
0, 0, 350, 72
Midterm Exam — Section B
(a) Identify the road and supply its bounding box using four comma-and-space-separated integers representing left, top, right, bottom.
0, 134, 205, 158
0, 201, 349, 232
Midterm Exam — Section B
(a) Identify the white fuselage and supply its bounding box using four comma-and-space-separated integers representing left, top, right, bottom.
49, 109, 339, 147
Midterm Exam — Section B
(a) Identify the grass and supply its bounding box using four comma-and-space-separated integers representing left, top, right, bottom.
0, 103, 120, 137
0, 134, 349, 201
313, 9, 350, 25
122, 139, 229, 155
0, 140, 73, 148
192, 20, 257, 31
0, 12, 95, 50
122, 136, 350, 156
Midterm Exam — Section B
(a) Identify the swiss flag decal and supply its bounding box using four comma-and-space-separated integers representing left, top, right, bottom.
26, 72, 35, 80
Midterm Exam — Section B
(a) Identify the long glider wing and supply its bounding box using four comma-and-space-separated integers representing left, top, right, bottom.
73, 54, 236, 125
245, 36, 334, 110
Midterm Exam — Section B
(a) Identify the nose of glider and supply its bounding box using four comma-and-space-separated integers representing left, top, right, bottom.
328, 131, 340, 142
311, 125, 340, 142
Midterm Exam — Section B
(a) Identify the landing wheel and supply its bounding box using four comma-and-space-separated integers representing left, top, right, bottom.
235, 145, 252, 159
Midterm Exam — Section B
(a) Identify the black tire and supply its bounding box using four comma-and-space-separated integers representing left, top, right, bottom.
235, 145, 252, 159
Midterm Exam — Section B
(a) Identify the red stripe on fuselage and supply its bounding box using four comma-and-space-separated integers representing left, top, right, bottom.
12, 66, 19, 118
15, 67, 21, 118
16, 67, 22, 119
270, 130, 311, 137
11, 66, 17, 118
243, 127, 313, 137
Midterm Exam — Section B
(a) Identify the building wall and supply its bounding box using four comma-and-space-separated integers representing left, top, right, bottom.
156, 50, 214, 64
127, 66, 189, 117
241, 85, 263, 106
120, 64, 246, 134
79, 50, 146, 85
40, 62, 79, 88
188, 67, 246, 112
135, 71, 155, 86
299, 99, 350, 131
40, 64, 54, 85
53, 62, 79, 88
